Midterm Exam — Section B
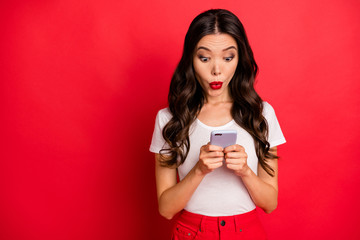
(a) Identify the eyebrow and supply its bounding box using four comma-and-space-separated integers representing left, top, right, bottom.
197, 46, 237, 52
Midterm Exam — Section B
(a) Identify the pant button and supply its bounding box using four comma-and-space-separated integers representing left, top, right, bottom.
220, 220, 226, 226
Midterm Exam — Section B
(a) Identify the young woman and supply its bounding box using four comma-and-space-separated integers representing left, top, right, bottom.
150, 9, 286, 240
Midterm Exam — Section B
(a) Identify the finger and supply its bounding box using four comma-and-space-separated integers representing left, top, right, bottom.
203, 157, 224, 165
208, 161, 223, 169
225, 151, 247, 159
206, 151, 224, 158
201, 150, 224, 159
207, 144, 224, 152
201, 143, 217, 151
226, 163, 243, 171
225, 158, 246, 165
200, 151, 224, 161
224, 144, 244, 153
200, 144, 208, 151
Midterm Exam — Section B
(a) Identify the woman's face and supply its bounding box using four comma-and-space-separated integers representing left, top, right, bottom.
193, 33, 238, 101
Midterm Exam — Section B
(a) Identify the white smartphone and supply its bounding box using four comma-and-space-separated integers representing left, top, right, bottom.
210, 130, 237, 148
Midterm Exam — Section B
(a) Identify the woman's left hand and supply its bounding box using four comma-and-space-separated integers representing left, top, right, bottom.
224, 144, 251, 177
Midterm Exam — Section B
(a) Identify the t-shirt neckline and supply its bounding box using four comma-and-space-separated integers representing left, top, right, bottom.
196, 118, 235, 130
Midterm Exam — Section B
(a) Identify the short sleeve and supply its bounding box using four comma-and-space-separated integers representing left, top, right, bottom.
149, 108, 172, 153
262, 102, 286, 148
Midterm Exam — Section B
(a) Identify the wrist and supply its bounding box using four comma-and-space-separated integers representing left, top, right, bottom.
194, 162, 207, 177
237, 166, 252, 178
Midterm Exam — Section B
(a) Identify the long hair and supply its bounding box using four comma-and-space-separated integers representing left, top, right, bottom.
160, 9, 277, 176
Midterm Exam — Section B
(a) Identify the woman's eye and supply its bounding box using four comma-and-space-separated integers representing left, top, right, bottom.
199, 56, 209, 62
224, 56, 234, 62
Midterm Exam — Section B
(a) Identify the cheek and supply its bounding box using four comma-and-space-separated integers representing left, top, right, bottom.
225, 62, 238, 77
193, 62, 207, 81
195, 72, 207, 90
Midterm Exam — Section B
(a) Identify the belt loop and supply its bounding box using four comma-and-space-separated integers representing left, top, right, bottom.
199, 215, 205, 233
234, 214, 238, 232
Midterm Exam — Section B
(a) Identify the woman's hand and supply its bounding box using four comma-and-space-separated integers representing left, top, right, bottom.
196, 143, 224, 175
224, 144, 251, 177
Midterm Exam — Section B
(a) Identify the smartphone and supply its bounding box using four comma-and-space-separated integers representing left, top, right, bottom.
210, 130, 237, 148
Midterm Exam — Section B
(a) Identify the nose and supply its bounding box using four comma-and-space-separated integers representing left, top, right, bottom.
211, 61, 221, 76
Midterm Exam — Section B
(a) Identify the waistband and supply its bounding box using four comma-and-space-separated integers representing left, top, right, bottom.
176, 209, 259, 233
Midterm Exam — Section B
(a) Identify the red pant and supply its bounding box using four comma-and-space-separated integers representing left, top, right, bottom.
171, 209, 267, 240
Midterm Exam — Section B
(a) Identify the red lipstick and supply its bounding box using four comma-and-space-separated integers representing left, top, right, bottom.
209, 81, 223, 90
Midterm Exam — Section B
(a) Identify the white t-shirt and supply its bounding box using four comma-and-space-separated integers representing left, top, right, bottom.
149, 102, 286, 216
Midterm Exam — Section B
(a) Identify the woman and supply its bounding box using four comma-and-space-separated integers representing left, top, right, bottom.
150, 9, 286, 240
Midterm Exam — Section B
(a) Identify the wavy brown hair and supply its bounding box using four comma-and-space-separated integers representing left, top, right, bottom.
160, 9, 278, 176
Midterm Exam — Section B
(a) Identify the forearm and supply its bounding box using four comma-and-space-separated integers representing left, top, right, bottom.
158, 164, 205, 219
241, 169, 278, 213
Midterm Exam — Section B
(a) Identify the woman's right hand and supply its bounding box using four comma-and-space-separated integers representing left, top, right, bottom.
196, 143, 224, 175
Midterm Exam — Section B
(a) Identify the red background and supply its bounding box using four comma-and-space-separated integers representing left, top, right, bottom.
1, 0, 360, 239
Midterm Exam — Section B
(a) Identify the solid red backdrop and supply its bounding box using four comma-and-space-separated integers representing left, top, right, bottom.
1, 0, 360, 239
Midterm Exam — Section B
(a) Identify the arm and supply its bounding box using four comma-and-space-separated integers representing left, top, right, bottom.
155, 144, 224, 220
224, 146, 279, 213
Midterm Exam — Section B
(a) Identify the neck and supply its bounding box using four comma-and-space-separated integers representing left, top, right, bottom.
204, 91, 233, 105
205, 97, 233, 105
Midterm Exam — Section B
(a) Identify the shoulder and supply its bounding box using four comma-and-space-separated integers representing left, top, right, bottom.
155, 107, 173, 126
262, 101, 275, 117
261, 101, 286, 146
262, 101, 280, 124
157, 107, 172, 120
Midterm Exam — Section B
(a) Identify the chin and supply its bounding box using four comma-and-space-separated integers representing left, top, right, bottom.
207, 89, 224, 97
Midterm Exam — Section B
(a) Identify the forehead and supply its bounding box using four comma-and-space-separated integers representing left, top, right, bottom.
196, 33, 237, 50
